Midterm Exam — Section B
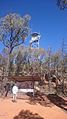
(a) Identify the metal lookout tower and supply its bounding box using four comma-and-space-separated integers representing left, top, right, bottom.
30, 32, 41, 49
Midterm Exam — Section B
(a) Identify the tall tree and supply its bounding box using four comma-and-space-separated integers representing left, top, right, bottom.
0, 13, 31, 54
0, 13, 31, 75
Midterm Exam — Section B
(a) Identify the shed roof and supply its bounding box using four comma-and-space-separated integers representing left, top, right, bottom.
8, 75, 41, 82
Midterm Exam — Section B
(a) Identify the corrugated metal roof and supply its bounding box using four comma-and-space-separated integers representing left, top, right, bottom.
8, 75, 41, 82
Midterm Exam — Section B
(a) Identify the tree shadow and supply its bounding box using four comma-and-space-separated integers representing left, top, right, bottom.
47, 94, 67, 111
13, 110, 44, 119
27, 92, 52, 107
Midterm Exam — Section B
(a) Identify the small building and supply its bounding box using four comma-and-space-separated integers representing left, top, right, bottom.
8, 75, 41, 96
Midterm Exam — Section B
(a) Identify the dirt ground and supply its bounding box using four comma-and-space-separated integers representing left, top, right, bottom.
0, 96, 67, 119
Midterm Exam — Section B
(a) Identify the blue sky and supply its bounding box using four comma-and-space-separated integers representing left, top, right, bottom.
0, 0, 67, 52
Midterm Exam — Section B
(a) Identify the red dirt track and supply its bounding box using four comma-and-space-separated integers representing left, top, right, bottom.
0, 97, 67, 119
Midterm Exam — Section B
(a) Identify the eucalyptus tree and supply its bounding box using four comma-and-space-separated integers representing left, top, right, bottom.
14, 46, 30, 76
57, 0, 67, 9
0, 13, 31, 75
29, 48, 47, 76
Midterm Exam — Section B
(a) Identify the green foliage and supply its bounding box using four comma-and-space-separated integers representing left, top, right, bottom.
0, 13, 31, 75
0, 13, 31, 54
57, 0, 67, 10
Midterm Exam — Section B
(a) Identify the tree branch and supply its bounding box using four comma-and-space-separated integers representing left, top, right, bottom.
12, 41, 24, 48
